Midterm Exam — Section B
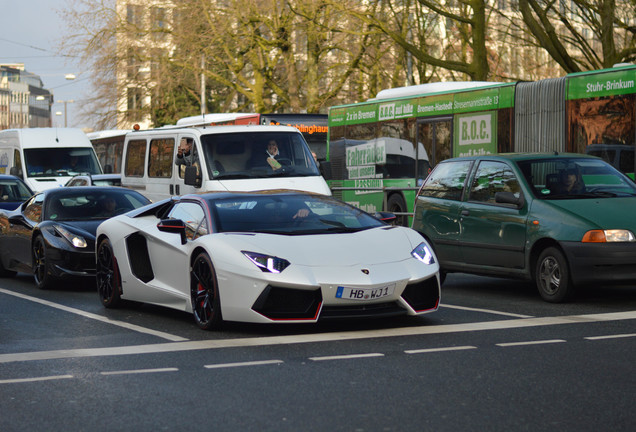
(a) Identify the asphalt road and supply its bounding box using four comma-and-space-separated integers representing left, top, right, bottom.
1, 272, 635, 432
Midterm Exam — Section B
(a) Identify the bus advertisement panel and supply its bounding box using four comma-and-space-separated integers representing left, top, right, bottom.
327, 83, 514, 225
566, 67, 635, 177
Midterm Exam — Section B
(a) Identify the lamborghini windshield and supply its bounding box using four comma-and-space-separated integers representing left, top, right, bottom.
210, 194, 385, 235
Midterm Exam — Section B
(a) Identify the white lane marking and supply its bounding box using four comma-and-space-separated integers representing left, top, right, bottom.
204, 360, 283, 369
309, 353, 384, 361
442, 303, 533, 318
0, 375, 74, 384
496, 339, 566, 347
405, 346, 477, 354
585, 333, 636, 341
2, 310, 636, 364
0, 287, 188, 342
100, 367, 179, 376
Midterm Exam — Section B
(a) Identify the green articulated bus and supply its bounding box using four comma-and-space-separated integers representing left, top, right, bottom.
326, 64, 635, 225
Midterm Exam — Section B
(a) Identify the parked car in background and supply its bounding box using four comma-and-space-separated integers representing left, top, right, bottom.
96, 190, 440, 330
0, 187, 151, 289
412, 153, 636, 302
0, 174, 33, 210
66, 174, 122, 187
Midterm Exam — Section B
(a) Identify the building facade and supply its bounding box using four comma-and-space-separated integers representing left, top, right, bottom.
0, 64, 53, 129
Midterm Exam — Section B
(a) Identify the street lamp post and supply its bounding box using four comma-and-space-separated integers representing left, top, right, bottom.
56, 100, 75, 127
56, 73, 77, 128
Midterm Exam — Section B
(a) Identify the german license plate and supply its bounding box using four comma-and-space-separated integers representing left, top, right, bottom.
336, 284, 395, 301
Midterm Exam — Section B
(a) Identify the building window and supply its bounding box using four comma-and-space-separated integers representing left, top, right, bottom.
127, 87, 143, 119
151, 7, 167, 41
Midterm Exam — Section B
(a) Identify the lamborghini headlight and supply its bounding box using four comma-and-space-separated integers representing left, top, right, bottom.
242, 251, 290, 273
55, 226, 88, 248
411, 242, 435, 265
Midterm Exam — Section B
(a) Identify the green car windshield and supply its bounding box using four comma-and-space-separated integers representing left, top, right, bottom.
517, 157, 636, 199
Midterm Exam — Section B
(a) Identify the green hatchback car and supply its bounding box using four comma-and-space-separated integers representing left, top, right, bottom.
412, 153, 636, 302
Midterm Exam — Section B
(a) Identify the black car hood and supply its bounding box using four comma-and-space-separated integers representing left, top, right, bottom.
52, 219, 104, 238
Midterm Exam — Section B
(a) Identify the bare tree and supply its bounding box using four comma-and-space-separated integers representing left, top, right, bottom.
517, 0, 636, 72
58, 0, 121, 129
334, 0, 492, 81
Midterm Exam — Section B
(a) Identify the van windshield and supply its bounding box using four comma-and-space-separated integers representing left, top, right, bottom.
200, 131, 321, 180
24, 148, 102, 178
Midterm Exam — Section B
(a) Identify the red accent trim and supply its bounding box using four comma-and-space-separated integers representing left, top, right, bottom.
412, 297, 440, 313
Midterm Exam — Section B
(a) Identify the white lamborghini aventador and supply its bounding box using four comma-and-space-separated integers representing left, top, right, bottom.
95, 190, 440, 330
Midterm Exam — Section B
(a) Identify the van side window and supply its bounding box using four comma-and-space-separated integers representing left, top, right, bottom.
148, 138, 174, 178
418, 161, 472, 201
12, 149, 22, 177
125, 139, 146, 177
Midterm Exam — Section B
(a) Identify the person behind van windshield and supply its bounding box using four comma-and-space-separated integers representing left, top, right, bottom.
67, 155, 88, 173
266, 140, 282, 171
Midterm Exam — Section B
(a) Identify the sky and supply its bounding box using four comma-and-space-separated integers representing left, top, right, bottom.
1, 1, 91, 130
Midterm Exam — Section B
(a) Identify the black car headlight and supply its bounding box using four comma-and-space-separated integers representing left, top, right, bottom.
242, 251, 290, 273
54, 226, 88, 248
411, 242, 435, 265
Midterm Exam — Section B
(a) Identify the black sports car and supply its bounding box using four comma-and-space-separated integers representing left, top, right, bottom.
0, 186, 150, 289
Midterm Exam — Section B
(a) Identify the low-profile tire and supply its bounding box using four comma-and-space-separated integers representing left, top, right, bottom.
96, 238, 122, 308
535, 246, 574, 303
387, 193, 407, 226
190, 251, 222, 330
33, 235, 56, 290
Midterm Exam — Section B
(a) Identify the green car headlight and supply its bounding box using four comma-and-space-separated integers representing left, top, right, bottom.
582, 229, 636, 243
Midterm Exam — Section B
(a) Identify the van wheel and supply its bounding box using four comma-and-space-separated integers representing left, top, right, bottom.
535, 247, 574, 303
387, 194, 407, 226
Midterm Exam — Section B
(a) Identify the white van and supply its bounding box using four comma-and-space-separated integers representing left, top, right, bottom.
120, 125, 331, 202
0, 128, 102, 192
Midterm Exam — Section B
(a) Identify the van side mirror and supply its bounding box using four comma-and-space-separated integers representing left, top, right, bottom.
103, 164, 113, 174
495, 191, 525, 209
10, 166, 23, 179
319, 161, 332, 180
184, 165, 202, 187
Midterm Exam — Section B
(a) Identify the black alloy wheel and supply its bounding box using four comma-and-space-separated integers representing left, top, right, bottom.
96, 238, 122, 308
33, 235, 55, 289
190, 252, 222, 330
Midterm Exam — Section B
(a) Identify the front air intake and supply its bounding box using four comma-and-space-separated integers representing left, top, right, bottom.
401, 277, 440, 312
252, 286, 322, 320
